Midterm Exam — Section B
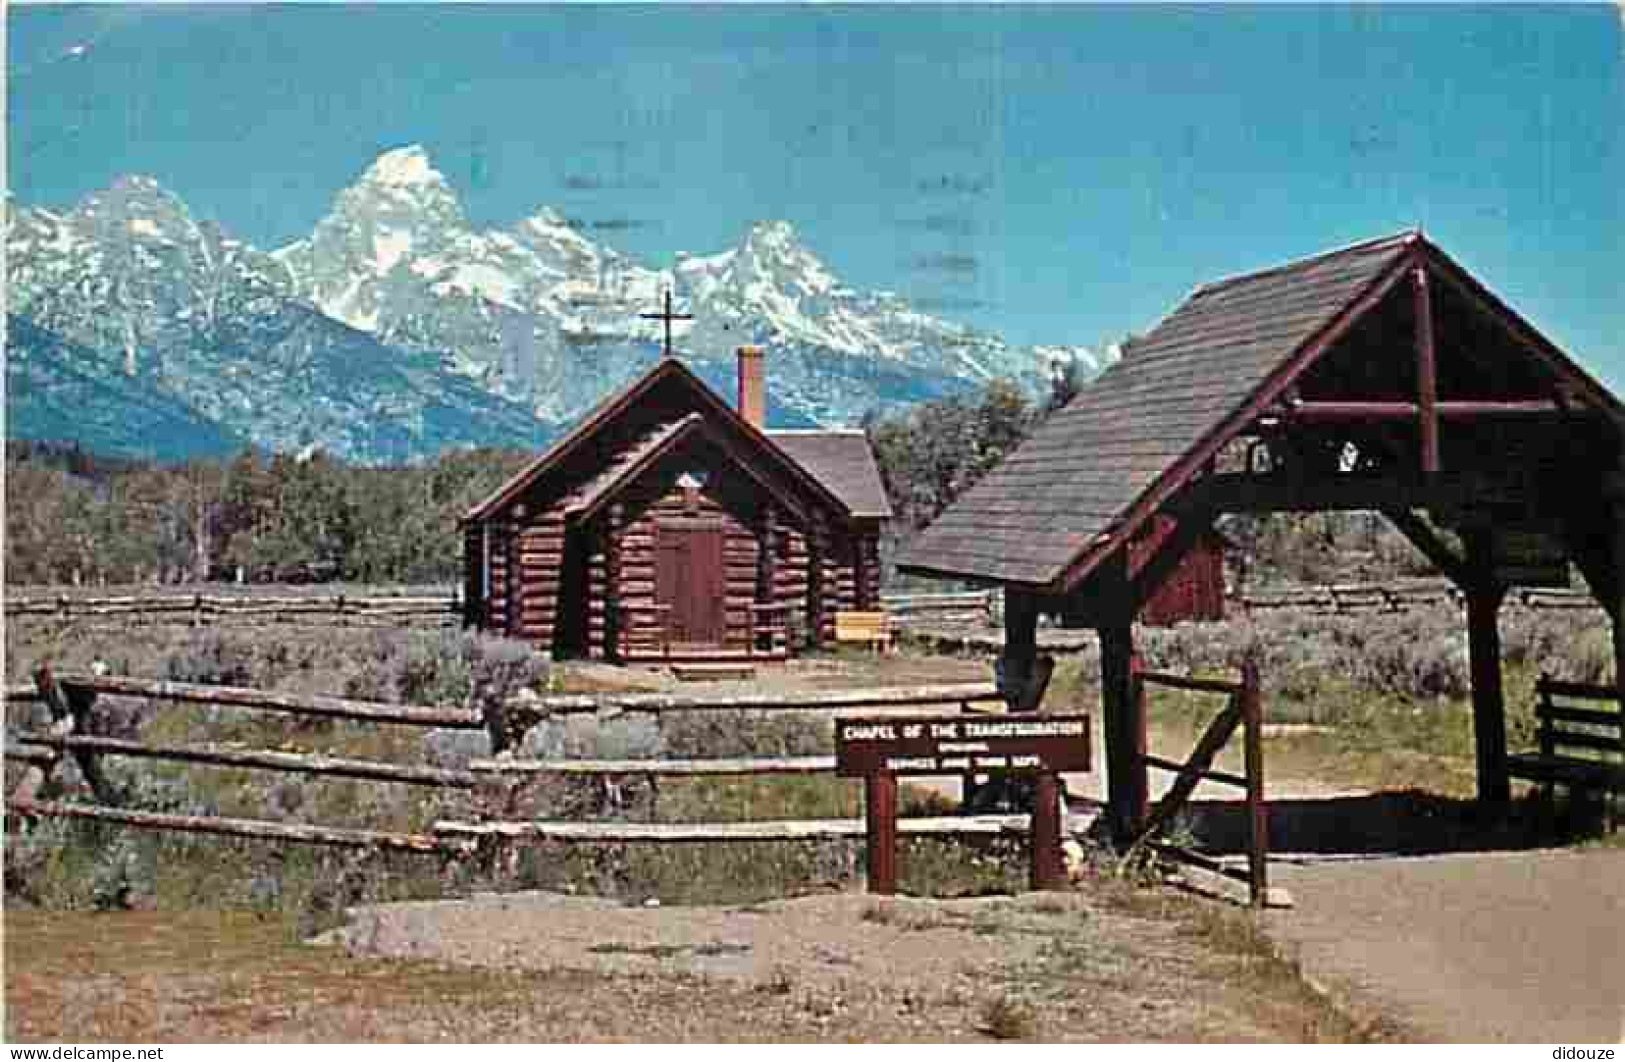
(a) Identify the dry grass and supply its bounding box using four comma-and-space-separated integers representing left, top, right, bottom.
4, 890, 1380, 1043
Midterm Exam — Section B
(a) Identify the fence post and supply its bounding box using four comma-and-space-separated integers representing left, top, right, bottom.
865, 772, 897, 895
1030, 771, 1064, 891
34, 665, 117, 806
1130, 653, 1148, 835
1241, 658, 1267, 908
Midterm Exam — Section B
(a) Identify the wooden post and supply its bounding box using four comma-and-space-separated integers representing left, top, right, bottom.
1414, 264, 1440, 474
865, 772, 897, 895
1030, 771, 1064, 891
503, 521, 520, 639
606, 504, 624, 662
1131, 652, 1148, 824
1464, 528, 1511, 806
974, 589, 1042, 811
1536, 675, 1556, 821
1241, 659, 1268, 908
757, 505, 777, 656
999, 589, 1040, 703
34, 666, 117, 805
806, 517, 826, 651
1611, 500, 1625, 823
1095, 549, 1144, 845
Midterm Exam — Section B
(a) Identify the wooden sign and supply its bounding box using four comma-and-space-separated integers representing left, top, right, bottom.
836, 714, 1090, 777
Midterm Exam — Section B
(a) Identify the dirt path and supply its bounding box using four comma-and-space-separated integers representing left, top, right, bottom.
1261, 848, 1625, 1042
311, 889, 1349, 1042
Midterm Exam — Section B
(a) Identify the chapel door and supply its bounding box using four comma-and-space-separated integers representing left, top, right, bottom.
655, 523, 726, 647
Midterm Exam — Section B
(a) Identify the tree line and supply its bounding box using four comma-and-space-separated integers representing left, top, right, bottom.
8, 353, 1432, 589
5, 440, 530, 586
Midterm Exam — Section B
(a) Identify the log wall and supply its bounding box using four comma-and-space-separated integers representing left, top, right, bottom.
468, 413, 882, 660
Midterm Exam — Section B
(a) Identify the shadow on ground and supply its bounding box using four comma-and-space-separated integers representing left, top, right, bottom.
1171, 790, 1613, 857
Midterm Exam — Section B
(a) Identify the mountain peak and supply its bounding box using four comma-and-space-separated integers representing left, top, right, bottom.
743, 219, 801, 251
361, 145, 446, 189
731, 218, 835, 296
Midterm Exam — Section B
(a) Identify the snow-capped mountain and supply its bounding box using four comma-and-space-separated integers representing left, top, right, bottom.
6, 178, 550, 463
273, 145, 1094, 426
7, 144, 1107, 462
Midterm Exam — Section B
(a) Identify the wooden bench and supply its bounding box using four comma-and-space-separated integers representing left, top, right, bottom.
1507, 677, 1623, 829
834, 610, 892, 654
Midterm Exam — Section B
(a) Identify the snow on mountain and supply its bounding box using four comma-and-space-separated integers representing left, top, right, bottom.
271, 146, 1088, 426
6, 171, 552, 463
8, 144, 1106, 461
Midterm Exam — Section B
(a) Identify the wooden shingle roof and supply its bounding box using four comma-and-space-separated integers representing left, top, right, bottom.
463, 357, 886, 528
767, 431, 892, 520
563, 413, 704, 520
898, 232, 1423, 588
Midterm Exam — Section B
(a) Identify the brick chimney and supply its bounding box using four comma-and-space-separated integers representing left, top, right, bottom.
737, 345, 766, 429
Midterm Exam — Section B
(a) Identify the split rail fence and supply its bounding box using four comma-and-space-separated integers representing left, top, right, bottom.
886, 583, 1600, 628
6, 670, 1076, 883
3, 593, 462, 628
2, 581, 1599, 635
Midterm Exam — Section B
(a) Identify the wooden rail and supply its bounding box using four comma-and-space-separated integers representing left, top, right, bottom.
4, 592, 461, 627
1232, 582, 1600, 614
4, 664, 479, 858
502, 682, 1001, 717
1127, 661, 1270, 908
17, 733, 478, 788
474, 756, 835, 776
42, 674, 482, 729
11, 800, 469, 854
7, 668, 1018, 885
445, 685, 1061, 893
436, 813, 1044, 843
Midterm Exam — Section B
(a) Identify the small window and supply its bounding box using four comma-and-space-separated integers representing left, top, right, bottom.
676, 471, 708, 490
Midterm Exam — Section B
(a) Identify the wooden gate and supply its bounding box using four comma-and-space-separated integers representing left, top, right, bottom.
656, 522, 726, 647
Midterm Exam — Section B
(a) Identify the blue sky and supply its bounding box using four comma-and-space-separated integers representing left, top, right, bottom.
9, 4, 1623, 384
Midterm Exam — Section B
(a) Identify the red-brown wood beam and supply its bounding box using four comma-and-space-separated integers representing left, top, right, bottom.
864, 772, 898, 895
1414, 265, 1440, 474
1279, 399, 1563, 421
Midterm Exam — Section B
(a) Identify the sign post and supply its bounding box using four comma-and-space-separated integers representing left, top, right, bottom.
835, 713, 1090, 894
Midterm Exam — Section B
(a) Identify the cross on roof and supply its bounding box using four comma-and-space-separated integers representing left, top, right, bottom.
640, 289, 693, 359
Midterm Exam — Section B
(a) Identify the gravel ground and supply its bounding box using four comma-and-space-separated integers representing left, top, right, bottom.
316, 888, 1340, 1041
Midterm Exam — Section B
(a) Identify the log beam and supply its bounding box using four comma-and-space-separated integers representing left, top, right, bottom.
1415, 265, 1441, 474
1381, 507, 1473, 589
1463, 528, 1511, 806
1095, 548, 1145, 845
1278, 399, 1564, 420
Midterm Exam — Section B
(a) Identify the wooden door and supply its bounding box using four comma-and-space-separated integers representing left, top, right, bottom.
655, 524, 726, 647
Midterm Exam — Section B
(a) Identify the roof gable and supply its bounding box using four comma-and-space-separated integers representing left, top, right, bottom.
901, 231, 1624, 591
767, 431, 892, 519
464, 358, 865, 526
899, 232, 1419, 587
